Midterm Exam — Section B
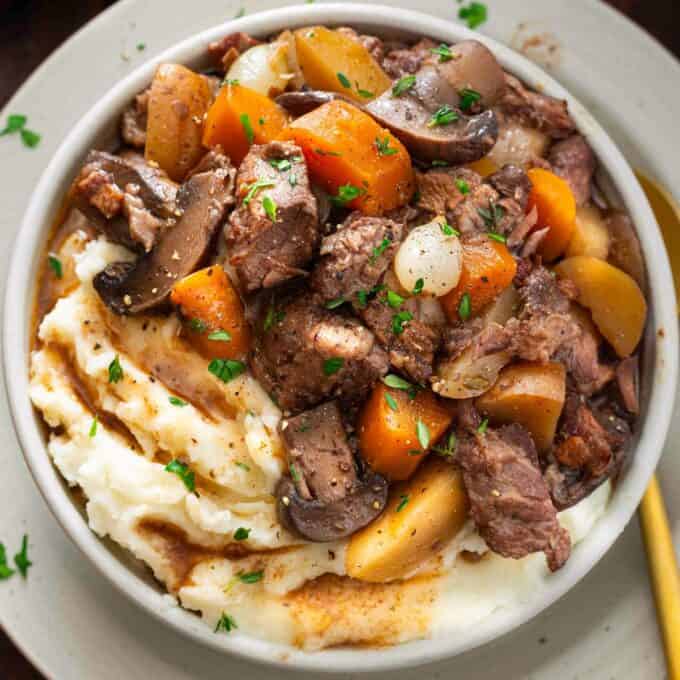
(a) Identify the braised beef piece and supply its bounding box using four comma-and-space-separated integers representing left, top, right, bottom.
310, 212, 403, 302
121, 90, 149, 149
415, 167, 482, 217
276, 401, 388, 542
208, 32, 261, 71
487, 165, 532, 210
359, 295, 440, 384
507, 267, 615, 395
457, 422, 571, 571
548, 134, 596, 206
499, 73, 576, 139
72, 150, 178, 253
94, 151, 235, 314
545, 394, 631, 510
250, 296, 389, 413
451, 184, 525, 238
381, 38, 438, 78
226, 141, 319, 292
616, 356, 639, 415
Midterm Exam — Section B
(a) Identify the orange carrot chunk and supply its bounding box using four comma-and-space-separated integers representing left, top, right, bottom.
358, 383, 453, 481
170, 265, 250, 359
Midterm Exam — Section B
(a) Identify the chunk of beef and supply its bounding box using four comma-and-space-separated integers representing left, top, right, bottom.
310, 213, 403, 302
121, 90, 149, 149
336, 27, 386, 63
452, 183, 525, 238
226, 142, 319, 292
359, 295, 440, 384
208, 32, 261, 71
250, 297, 389, 413
94, 151, 235, 314
457, 424, 571, 571
545, 394, 631, 509
487, 164, 532, 210
72, 150, 178, 253
276, 401, 388, 541
548, 134, 596, 206
499, 73, 576, 139
616, 356, 639, 415
381, 38, 438, 78
415, 167, 482, 217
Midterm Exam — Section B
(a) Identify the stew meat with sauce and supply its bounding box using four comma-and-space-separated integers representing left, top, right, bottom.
38, 25, 648, 576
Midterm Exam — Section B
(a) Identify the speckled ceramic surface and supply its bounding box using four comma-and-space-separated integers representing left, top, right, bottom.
1, 1, 679, 677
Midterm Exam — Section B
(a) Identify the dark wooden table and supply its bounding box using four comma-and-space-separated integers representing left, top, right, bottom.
0, 0, 678, 676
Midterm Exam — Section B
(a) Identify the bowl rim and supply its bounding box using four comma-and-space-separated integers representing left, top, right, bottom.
3, 2, 678, 673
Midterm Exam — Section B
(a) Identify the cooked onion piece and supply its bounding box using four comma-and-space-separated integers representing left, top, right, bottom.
394, 218, 462, 297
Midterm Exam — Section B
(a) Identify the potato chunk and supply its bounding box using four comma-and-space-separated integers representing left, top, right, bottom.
145, 64, 213, 181
554, 256, 647, 357
566, 205, 610, 260
346, 459, 468, 583
294, 27, 391, 102
476, 362, 566, 452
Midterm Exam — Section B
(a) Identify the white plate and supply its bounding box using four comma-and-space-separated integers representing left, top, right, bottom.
0, 1, 677, 677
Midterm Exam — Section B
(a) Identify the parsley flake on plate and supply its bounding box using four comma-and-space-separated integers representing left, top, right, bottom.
14, 535, 32, 579
458, 1, 488, 29
0, 543, 15, 580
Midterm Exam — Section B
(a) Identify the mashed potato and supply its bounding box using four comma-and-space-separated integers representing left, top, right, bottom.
29, 236, 611, 650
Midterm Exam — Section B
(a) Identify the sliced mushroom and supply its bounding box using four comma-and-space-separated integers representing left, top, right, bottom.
276, 90, 353, 116
275, 401, 387, 542
93, 151, 235, 314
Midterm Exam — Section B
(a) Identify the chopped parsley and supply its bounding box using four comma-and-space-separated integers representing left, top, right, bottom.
412, 278, 424, 295
208, 330, 232, 342
337, 72, 351, 88
13, 535, 31, 578
234, 6, 245, 18
428, 105, 459, 128
430, 44, 455, 62
323, 357, 344, 376
89, 414, 98, 438
169, 396, 188, 407
0, 543, 15, 580
330, 183, 364, 207
263, 306, 285, 331
208, 358, 245, 383
235, 461, 251, 472
223, 78, 240, 86
385, 289, 405, 308
190, 318, 207, 333
136, 42, 146, 51
434, 431, 457, 458
385, 392, 398, 412
392, 310, 413, 335
234, 527, 251, 541
392, 75, 416, 97
108, 355, 123, 384
396, 494, 410, 513
240, 113, 254, 145
458, 292, 471, 320
242, 179, 275, 205
238, 570, 263, 584
47, 254, 63, 279
440, 221, 460, 237
431, 160, 450, 167
477, 418, 489, 435
0, 114, 41, 148
357, 87, 374, 99
315, 148, 342, 157
416, 419, 430, 450
458, 1, 488, 30
324, 297, 345, 310
382, 374, 413, 391
459, 87, 482, 111
262, 195, 278, 222
455, 178, 470, 194
165, 459, 195, 492
289, 463, 301, 482
270, 157, 300, 172
375, 136, 398, 157
370, 237, 391, 263
478, 200, 506, 229
355, 284, 383, 308
487, 231, 507, 244
215, 613, 238, 633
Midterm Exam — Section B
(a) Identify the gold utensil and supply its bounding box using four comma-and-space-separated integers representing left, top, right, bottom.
635, 169, 680, 680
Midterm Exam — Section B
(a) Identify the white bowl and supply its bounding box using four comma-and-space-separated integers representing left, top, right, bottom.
3, 3, 678, 673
